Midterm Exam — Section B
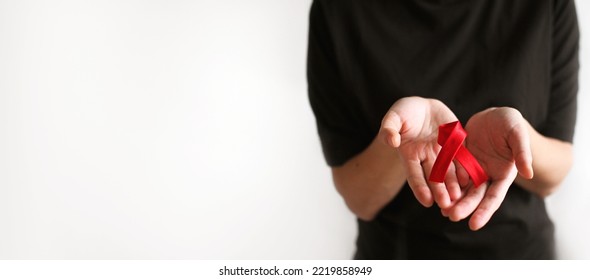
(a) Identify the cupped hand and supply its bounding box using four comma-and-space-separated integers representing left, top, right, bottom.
379, 97, 462, 208
442, 107, 533, 230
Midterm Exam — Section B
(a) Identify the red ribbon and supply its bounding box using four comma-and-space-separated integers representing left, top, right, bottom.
428, 121, 489, 187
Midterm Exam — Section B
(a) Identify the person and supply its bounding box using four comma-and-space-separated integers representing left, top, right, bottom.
307, 0, 578, 259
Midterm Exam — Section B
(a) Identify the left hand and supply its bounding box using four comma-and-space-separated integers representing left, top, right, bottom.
441, 107, 534, 230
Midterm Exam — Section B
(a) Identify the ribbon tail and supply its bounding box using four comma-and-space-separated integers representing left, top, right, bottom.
455, 147, 489, 187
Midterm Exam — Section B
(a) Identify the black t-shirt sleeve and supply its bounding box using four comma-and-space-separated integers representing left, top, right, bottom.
307, 0, 368, 166
541, 0, 579, 143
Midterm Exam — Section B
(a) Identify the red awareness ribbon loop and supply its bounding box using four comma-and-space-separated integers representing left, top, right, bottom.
428, 121, 489, 187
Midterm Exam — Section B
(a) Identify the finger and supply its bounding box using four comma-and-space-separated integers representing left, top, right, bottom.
447, 182, 487, 222
441, 207, 449, 217
445, 163, 462, 202
468, 177, 513, 231
455, 161, 470, 188
380, 110, 403, 148
422, 157, 452, 209
507, 122, 533, 179
405, 159, 434, 207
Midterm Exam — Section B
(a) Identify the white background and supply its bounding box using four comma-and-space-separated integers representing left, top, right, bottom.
0, 0, 587, 259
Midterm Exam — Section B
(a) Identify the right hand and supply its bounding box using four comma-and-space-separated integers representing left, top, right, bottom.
379, 97, 461, 208
440, 107, 534, 230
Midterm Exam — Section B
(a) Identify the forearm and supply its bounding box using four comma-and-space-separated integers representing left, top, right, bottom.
332, 134, 406, 221
515, 121, 573, 197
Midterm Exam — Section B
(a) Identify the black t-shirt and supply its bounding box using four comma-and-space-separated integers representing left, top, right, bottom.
307, 0, 578, 259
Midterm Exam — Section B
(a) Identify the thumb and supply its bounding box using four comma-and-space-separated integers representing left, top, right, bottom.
380, 110, 403, 148
507, 122, 534, 179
